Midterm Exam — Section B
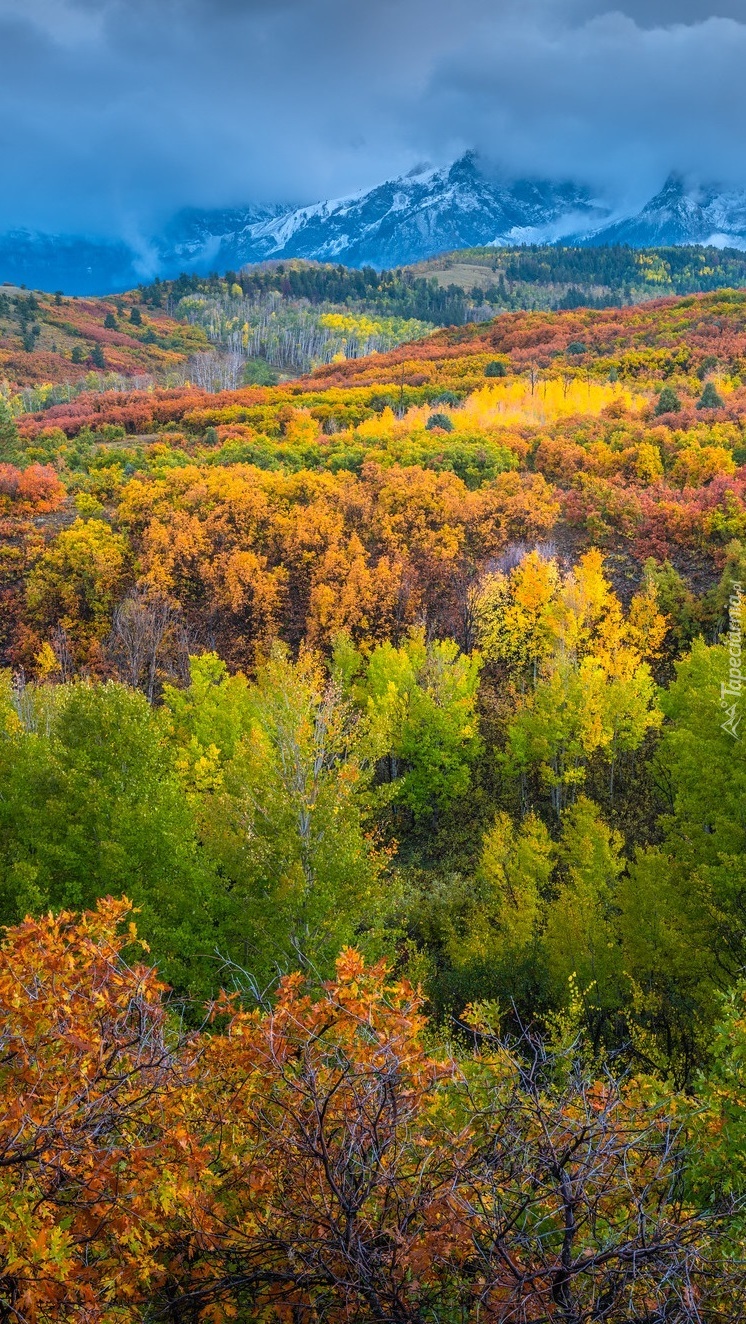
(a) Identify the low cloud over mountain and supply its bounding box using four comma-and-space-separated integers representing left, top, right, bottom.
4, 155, 746, 295
1, 0, 746, 242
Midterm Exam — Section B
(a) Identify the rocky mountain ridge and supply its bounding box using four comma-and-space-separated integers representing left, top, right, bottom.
3, 156, 746, 294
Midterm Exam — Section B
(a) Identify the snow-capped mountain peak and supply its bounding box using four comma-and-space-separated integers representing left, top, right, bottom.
157, 153, 613, 272
586, 173, 746, 250
3, 155, 746, 295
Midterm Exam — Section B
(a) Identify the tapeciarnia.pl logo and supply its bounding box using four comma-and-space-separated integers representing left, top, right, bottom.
721, 581, 743, 740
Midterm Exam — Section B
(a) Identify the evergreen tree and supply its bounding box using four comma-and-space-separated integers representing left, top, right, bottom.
426, 412, 454, 432
698, 380, 724, 409
0, 396, 21, 464
656, 385, 681, 414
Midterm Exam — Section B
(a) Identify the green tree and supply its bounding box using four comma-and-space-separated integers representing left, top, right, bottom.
699, 539, 746, 640
698, 381, 724, 409
359, 631, 482, 822
22, 325, 40, 353
506, 653, 661, 814
0, 678, 216, 998
543, 796, 626, 1026
242, 360, 278, 386
164, 652, 253, 765
642, 558, 701, 654
447, 811, 554, 984
426, 412, 454, 432
165, 649, 390, 980
694, 980, 746, 1201
618, 639, 746, 1077
0, 396, 21, 464
400, 810, 554, 1018
655, 385, 681, 414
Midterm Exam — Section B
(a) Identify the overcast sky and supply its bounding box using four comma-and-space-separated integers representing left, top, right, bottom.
1, 0, 745, 236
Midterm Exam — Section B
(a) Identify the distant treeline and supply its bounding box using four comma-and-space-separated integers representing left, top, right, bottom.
144, 265, 475, 326
137, 245, 746, 334
499, 243, 746, 295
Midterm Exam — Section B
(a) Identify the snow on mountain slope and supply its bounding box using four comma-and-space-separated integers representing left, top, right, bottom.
157, 203, 286, 268
5, 157, 746, 295
585, 174, 746, 249
157, 153, 613, 273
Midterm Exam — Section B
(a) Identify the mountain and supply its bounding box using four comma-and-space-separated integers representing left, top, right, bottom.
3, 157, 746, 296
156, 203, 285, 271
158, 154, 612, 273
0, 230, 143, 296
585, 174, 746, 249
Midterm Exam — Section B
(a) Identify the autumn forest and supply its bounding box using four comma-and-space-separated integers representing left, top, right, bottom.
2, 268, 746, 1320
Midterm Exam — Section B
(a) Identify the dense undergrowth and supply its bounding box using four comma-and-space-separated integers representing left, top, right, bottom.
2, 284, 746, 1318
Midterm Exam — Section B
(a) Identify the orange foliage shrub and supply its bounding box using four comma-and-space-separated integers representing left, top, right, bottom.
0, 902, 728, 1322
0, 463, 64, 511
0, 899, 183, 1321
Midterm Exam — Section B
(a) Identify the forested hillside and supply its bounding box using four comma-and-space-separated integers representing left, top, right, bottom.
141, 246, 746, 375
3, 287, 746, 1318
0, 276, 430, 393
8, 246, 746, 397
401, 241, 746, 309
0, 285, 208, 388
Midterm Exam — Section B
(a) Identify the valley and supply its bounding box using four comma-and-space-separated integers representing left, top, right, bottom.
4, 270, 746, 1318
6, 3, 746, 1316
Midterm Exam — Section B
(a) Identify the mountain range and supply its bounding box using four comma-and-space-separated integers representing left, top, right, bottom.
4, 154, 746, 295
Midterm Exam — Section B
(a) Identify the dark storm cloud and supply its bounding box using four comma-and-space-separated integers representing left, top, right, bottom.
0, 0, 744, 235
422, 3, 746, 205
